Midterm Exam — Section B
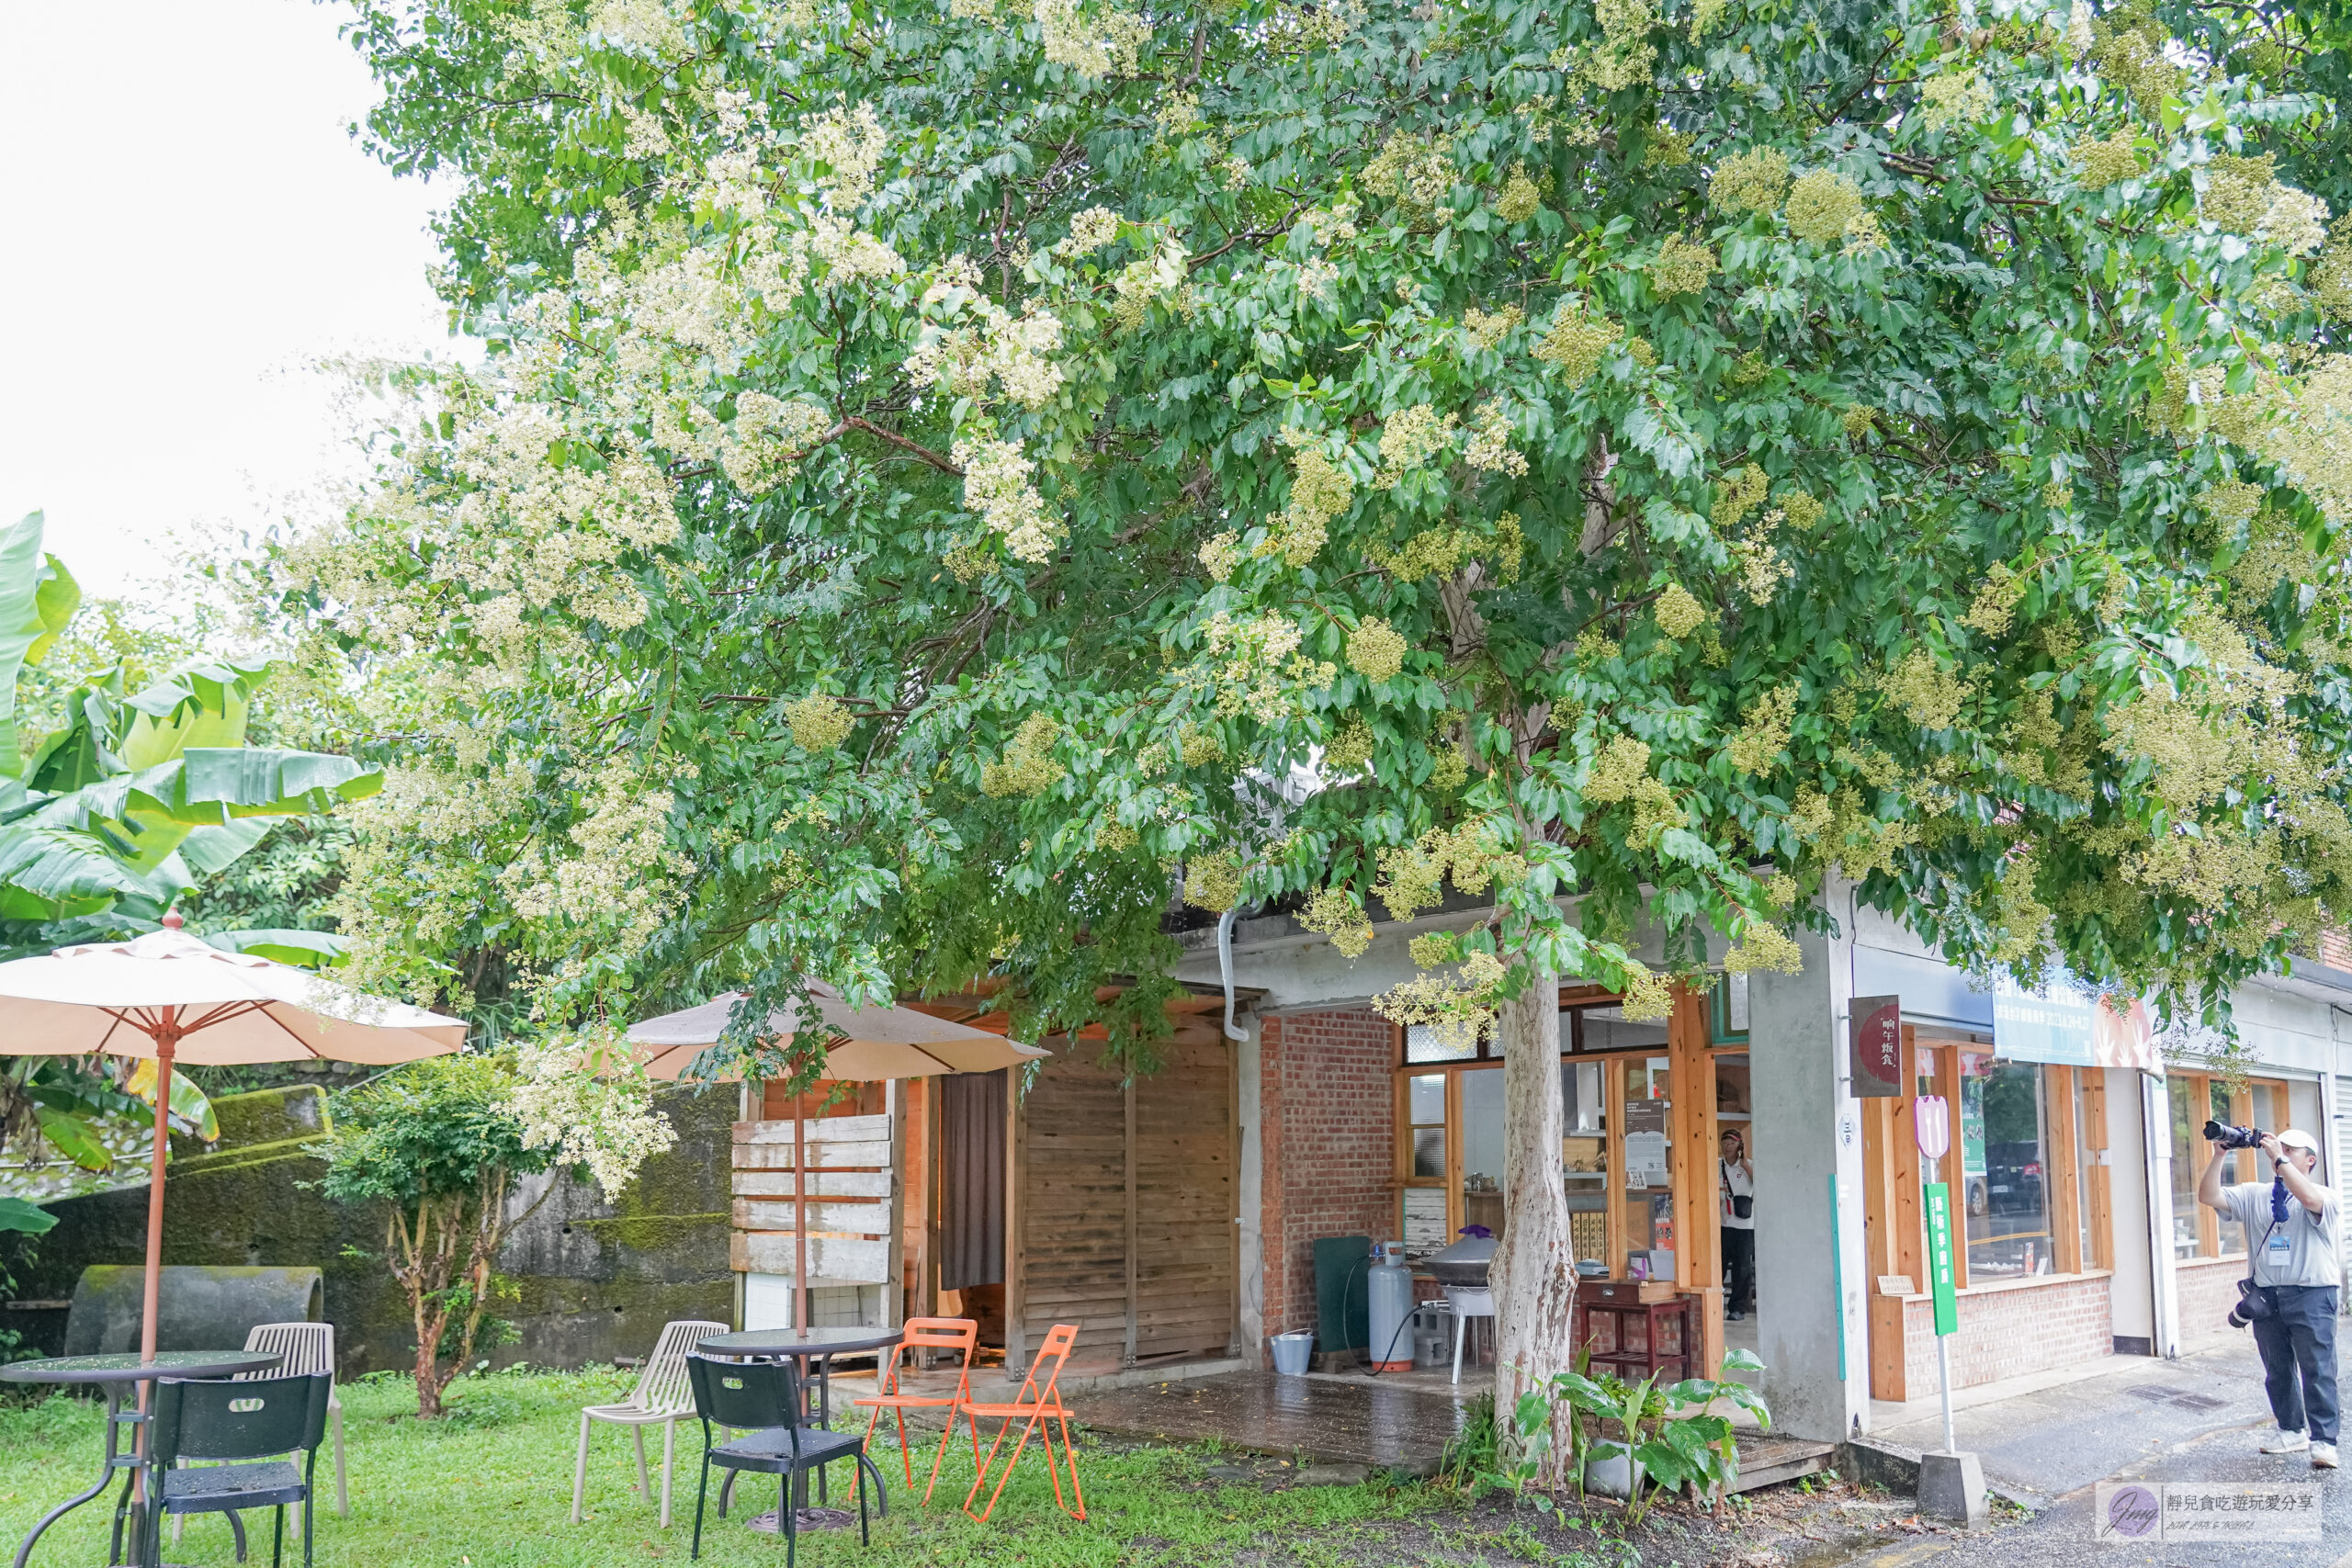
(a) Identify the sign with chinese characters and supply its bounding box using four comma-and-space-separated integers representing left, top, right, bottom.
1993, 977, 2159, 1072
2093, 1482, 2323, 1542
1623, 1099, 1668, 1188
1849, 994, 1904, 1098
1923, 1182, 1959, 1337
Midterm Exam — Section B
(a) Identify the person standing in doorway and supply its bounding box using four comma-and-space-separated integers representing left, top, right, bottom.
1720, 1128, 1757, 1321
2199, 1126, 2340, 1469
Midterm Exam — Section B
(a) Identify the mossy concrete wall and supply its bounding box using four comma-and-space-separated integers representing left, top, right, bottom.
11, 1084, 737, 1376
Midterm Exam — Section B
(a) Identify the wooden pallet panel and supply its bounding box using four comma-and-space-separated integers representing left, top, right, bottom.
729, 1233, 891, 1281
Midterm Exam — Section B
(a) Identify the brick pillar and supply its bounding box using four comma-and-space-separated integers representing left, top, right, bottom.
1256, 1007, 1399, 1346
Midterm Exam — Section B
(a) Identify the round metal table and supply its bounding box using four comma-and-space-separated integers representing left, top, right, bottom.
0, 1352, 282, 1568
695, 1328, 904, 1529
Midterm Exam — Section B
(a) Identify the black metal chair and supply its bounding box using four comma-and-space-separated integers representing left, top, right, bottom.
685, 1355, 886, 1565
144, 1371, 332, 1568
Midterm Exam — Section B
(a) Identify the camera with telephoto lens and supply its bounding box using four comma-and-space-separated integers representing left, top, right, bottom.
2232, 1280, 2277, 1328
2204, 1120, 2267, 1150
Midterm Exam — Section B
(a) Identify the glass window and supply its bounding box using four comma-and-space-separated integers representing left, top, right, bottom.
1578, 1005, 1671, 1055
1620, 1056, 1674, 1280
1406, 1022, 1479, 1065
2168, 1076, 2201, 1259
1408, 1073, 1445, 1179
1962, 1056, 2054, 1279
1461, 1067, 1507, 1243
2165, 1073, 2292, 1260
2249, 1082, 2286, 1189
1562, 1060, 1609, 1265
2214, 1079, 2250, 1253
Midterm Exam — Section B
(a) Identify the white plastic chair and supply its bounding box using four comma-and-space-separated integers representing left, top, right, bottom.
572, 1319, 729, 1529
174, 1320, 347, 1549
1446, 1285, 1496, 1384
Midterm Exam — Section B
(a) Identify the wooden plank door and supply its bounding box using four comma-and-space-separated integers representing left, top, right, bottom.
1132, 1033, 1239, 1363
1014, 1035, 1238, 1368
1013, 1048, 1129, 1365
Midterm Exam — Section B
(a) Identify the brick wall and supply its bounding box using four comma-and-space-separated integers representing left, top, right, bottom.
1899, 1272, 2112, 1391
2176, 1256, 2249, 1346
1258, 1007, 1397, 1351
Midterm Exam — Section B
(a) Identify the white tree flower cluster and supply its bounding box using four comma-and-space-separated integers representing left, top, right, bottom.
906, 298, 1067, 409
955, 436, 1063, 562
1182, 611, 1338, 723
1034, 0, 1150, 78
1057, 205, 1123, 254
1464, 399, 1528, 476
500, 766, 695, 975
506, 1030, 680, 1195
724, 394, 835, 494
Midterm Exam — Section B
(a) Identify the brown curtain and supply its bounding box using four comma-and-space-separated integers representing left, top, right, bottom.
939, 1069, 1006, 1291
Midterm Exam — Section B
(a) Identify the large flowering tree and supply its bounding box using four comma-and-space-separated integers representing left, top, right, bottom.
274, 0, 2352, 1454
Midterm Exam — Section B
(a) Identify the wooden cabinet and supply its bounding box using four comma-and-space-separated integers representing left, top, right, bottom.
1575, 1281, 1694, 1384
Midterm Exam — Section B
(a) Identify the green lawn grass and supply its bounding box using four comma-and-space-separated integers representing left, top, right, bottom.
0, 1367, 1464, 1567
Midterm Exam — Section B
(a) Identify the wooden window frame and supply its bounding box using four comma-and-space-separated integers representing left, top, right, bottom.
1386, 987, 1720, 1313
2164, 1069, 2292, 1261
2044, 1066, 2085, 1278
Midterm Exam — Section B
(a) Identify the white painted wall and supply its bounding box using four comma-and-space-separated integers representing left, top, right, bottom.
2103, 1066, 2155, 1346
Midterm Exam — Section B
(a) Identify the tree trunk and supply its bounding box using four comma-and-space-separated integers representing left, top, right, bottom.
1489, 967, 1576, 1478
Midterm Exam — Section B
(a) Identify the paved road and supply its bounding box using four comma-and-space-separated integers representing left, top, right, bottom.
1849, 1334, 2352, 1566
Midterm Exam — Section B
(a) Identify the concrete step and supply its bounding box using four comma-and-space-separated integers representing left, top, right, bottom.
1728, 1436, 1838, 1494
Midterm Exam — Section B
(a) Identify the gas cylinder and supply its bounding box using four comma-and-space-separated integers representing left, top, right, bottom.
1367, 1241, 1416, 1372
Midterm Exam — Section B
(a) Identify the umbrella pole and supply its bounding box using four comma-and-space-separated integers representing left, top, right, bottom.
796, 1096, 808, 1340
134, 1022, 178, 1538
141, 1031, 175, 1365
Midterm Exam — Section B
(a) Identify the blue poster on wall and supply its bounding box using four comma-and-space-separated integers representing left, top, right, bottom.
1992, 976, 2159, 1072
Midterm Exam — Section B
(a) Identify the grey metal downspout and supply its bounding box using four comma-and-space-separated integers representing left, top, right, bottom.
1217, 906, 1247, 1041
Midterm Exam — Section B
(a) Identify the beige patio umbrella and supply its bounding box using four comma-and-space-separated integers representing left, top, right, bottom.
628, 982, 1048, 1338
0, 913, 468, 1363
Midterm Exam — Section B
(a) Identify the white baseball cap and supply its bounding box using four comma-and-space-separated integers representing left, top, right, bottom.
2277, 1129, 2321, 1154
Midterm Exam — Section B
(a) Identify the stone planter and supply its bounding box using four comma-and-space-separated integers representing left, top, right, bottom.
1584, 1449, 1645, 1499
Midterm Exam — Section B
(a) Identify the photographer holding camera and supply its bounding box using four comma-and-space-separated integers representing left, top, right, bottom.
2198, 1122, 2340, 1468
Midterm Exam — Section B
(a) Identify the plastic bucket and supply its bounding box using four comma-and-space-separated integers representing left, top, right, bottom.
1270, 1331, 1315, 1376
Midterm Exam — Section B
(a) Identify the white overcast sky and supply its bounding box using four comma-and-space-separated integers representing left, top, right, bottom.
0, 0, 456, 599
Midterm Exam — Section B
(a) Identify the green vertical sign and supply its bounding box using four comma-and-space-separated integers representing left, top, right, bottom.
1924, 1182, 1959, 1337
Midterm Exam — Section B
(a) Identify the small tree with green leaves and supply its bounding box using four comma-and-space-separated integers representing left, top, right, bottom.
312, 1044, 673, 1417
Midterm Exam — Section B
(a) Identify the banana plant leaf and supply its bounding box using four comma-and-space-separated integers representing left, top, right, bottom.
0, 826, 167, 919
203, 928, 350, 969
122, 1057, 219, 1142
0, 1195, 57, 1233
0, 513, 79, 779
119, 660, 269, 771
20, 750, 378, 877
32, 1105, 112, 1171
177, 820, 275, 877
166, 750, 383, 818
24, 675, 128, 796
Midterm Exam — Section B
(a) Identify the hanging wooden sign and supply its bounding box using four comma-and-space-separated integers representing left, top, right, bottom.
1850, 994, 1905, 1098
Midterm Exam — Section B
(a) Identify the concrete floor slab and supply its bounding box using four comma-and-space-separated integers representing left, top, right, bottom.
1072, 1371, 1471, 1475
1841, 1330, 2352, 1568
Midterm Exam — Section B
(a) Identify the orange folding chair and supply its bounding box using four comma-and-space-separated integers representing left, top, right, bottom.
850, 1316, 979, 1501
958, 1322, 1086, 1523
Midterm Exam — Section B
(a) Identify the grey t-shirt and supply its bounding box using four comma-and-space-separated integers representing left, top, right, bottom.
2221, 1180, 2342, 1289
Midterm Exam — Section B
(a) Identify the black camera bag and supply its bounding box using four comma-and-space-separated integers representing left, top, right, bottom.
2235, 1214, 2280, 1325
